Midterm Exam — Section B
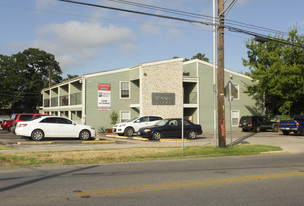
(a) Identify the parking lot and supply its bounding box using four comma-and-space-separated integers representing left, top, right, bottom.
1, 129, 304, 154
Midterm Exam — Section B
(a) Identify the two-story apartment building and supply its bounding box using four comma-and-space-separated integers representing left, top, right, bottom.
40, 58, 257, 132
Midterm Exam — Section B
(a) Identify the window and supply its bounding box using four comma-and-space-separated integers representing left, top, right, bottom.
120, 81, 130, 99
138, 116, 149, 122
231, 111, 239, 126
183, 120, 191, 126
149, 116, 162, 121
40, 117, 57, 123
19, 115, 34, 121
57, 117, 72, 124
168, 120, 178, 127
233, 84, 239, 100
120, 111, 130, 122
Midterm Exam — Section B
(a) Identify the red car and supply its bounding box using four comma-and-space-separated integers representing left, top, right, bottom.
1, 113, 18, 132
1, 119, 14, 132
12, 113, 51, 133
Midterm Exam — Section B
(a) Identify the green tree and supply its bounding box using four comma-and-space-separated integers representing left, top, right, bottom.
173, 52, 209, 62
63, 74, 79, 81
0, 48, 62, 112
110, 110, 119, 125
243, 28, 304, 115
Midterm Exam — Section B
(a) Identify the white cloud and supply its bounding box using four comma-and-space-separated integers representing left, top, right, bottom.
31, 21, 137, 70
35, 0, 56, 9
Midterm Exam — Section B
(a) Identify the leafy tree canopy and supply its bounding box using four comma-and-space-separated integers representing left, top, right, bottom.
243, 28, 304, 115
0, 48, 62, 112
63, 74, 79, 82
173, 52, 209, 62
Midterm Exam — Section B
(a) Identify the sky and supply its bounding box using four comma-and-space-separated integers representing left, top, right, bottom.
0, 0, 304, 77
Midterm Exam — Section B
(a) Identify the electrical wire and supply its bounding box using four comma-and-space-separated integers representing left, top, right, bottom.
59, 0, 301, 47
108, 0, 289, 36
58, 0, 215, 26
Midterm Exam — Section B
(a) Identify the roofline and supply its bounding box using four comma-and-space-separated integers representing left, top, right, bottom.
183, 59, 252, 80
41, 76, 83, 92
68, 58, 184, 79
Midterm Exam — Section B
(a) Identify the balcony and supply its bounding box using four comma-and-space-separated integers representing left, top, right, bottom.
60, 95, 69, 106
51, 97, 58, 107
44, 99, 50, 107
70, 92, 82, 105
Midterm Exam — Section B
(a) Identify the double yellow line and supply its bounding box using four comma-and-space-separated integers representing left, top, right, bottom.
75, 171, 304, 197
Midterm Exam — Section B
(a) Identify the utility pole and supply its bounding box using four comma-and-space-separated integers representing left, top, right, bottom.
217, 0, 226, 148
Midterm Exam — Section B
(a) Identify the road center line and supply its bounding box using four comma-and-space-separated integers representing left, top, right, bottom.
75, 171, 304, 197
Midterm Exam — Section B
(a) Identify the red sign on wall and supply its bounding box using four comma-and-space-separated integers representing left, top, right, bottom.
98, 83, 111, 110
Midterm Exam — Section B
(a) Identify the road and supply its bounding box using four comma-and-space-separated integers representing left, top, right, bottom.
1, 153, 304, 206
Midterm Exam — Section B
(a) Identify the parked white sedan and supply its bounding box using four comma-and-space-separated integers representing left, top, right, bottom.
15, 116, 96, 141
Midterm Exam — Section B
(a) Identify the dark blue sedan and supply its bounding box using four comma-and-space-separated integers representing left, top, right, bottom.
138, 118, 203, 140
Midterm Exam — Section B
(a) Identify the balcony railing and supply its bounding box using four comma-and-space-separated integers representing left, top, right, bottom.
44, 99, 50, 107
51, 97, 58, 107
60, 95, 69, 106
70, 92, 82, 105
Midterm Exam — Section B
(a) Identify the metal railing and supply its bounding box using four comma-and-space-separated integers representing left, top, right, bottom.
44, 99, 50, 107
60, 95, 69, 106
51, 97, 58, 107
70, 92, 82, 105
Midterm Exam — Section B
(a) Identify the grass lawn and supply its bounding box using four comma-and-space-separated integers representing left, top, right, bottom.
0, 145, 283, 169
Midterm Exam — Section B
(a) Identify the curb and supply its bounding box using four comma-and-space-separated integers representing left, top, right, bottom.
17, 141, 54, 145
160, 139, 190, 143
82, 140, 115, 144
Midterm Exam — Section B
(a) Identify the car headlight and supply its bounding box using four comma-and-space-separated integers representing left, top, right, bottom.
144, 129, 151, 132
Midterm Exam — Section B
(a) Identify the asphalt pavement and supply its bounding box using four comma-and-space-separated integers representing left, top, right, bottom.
0, 129, 304, 154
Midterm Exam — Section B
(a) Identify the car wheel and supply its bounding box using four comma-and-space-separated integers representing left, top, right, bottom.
152, 131, 162, 141
31, 129, 44, 141
188, 130, 197, 139
8, 126, 12, 132
79, 130, 91, 140
124, 127, 134, 137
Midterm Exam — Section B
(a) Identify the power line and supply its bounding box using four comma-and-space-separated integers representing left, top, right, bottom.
58, 0, 301, 48
58, 0, 214, 26
108, 0, 289, 36
0, 1, 290, 37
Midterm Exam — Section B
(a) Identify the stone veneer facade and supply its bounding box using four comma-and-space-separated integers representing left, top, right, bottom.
140, 59, 183, 118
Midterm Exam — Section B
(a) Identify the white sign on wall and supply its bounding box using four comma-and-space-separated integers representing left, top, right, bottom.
97, 83, 111, 110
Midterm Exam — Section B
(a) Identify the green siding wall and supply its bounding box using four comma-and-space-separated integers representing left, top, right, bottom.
185, 61, 257, 132
85, 69, 140, 130
197, 63, 215, 132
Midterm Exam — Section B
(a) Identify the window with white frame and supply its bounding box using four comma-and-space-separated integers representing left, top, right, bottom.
120, 81, 130, 99
233, 83, 239, 100
120, 111, 130, 122
231, 110, 239, 126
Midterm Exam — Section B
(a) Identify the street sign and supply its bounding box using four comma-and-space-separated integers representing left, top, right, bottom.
224, 81, 238, 101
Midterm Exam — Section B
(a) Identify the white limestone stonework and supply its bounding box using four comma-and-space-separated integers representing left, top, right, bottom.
140, 59, 183, 118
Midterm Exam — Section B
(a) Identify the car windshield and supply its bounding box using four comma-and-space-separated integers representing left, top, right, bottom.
126, 117, 138, 122
155, 119, 169, 126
